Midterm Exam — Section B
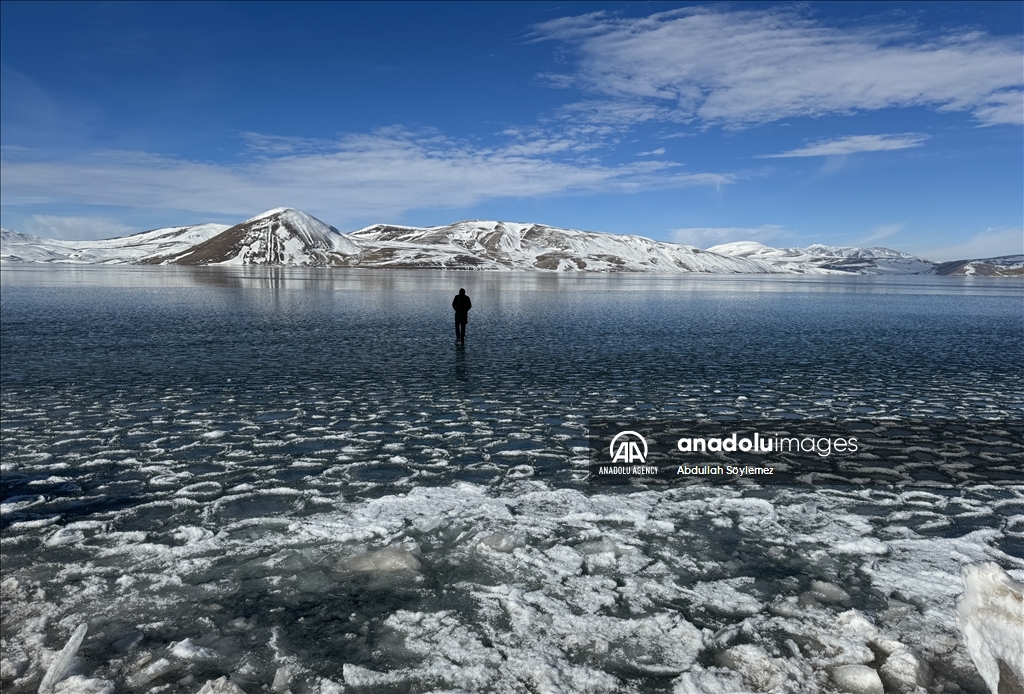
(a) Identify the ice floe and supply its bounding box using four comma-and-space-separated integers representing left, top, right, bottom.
2, 481, 1021, 693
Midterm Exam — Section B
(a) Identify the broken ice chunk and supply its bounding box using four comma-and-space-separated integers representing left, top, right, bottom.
53, 676, 113, 694
38, 623, 87, 694
317, 679, 344, 694
126, 657, 178, 687
44, 528, 84, 547
271, 665, 293, 692
477, 532, 526, 553
672, 664, 746, 693
832, 664, 884, 694
2, 657, 28, 681
196, 676, 246, 694
577, 538, 621, 555
172, 526, 215, 544
111, 631, 143, 653
342, 663, 409, 687
339, 547, 422, 573
879, 648, 932, 693
169, 639, 219, 661
716, 644, 784, 691
809, 580, 851, 605
956, 562, 1024, 694
686, 577, 764, 618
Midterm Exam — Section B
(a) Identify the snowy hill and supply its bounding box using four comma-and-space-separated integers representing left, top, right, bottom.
801, 244, 921, 260
933, 255, 1024, 277
1, 229, 70, 263
346, 220, 780, 273
150, 208, 359, 266
707, 241, 936, 275
0, 224, 229, 264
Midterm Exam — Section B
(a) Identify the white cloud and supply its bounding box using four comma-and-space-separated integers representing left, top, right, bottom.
761, 134, 927, 158
637, 148, 666, 156
556, 99, 690, 126
859, 223, 904, 245
241, 132, 335, 155
534, 7, 1024, 127
24, 215, 135, 240
670, 224, 787, 248
536, 73, 575, 89
0, 130, 732, 230
916, 228, 1023, 262
970, 89, 1024, 127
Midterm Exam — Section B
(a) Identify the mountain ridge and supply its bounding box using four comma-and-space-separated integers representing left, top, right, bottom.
3, 209, 1021, 276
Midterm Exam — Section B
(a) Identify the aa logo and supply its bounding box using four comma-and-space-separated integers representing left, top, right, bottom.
609, 431, 648, 464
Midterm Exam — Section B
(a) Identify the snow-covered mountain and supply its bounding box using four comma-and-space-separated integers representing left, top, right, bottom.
146, 208, 359, 266
345, 220, 780, 273
707, 241, 936, 275
2, 209, 1016, 275
1, 224, 229, 264
1, 212, 779, 273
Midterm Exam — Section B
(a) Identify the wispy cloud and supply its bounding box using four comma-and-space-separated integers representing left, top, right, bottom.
761, 134, 928, 158
534, 7, 1023, 127
23, 215, 135, 240
1, 129, 733, 230
670, 224, 787, 248
859, 223, 904, 246
536, 72, 575, 89
241, 132, 336, 155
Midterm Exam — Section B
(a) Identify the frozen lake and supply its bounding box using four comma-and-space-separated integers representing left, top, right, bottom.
2, 266, 1022, 693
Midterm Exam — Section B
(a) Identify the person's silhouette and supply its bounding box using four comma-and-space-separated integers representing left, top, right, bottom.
452, 288, 471, 343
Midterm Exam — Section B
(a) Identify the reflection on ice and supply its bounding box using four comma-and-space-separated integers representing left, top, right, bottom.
2, 264, 1021, 297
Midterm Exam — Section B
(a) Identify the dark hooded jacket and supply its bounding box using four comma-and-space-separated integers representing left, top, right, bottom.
452, 293, 471, 323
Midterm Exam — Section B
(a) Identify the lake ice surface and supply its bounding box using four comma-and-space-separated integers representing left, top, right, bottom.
1, 267, 1022, 693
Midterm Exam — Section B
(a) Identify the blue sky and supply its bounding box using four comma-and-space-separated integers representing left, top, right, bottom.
1, 1, 1021, 260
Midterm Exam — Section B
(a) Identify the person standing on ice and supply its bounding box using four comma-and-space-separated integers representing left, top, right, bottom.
452, 288, 471, 343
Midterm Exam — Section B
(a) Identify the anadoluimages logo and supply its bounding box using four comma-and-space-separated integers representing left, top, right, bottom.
609, 431, 648, 464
